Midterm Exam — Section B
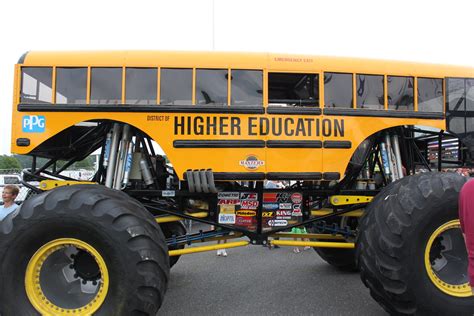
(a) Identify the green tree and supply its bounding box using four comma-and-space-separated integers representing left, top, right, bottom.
0, 155, 22, 170
74, 157, 95, 170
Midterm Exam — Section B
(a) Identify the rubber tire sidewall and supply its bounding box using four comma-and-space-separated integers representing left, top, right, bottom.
0, 185, 170, 316
357, 173, 474, 315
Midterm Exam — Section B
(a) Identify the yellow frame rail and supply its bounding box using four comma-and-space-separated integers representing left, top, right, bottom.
169, 241, 249, 256
271, 240, 354, 249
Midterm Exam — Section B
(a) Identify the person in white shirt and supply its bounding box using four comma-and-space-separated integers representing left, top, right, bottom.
1, 184, 19, 221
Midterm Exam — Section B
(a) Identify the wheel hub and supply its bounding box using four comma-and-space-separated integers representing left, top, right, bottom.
424, 220, 470, 297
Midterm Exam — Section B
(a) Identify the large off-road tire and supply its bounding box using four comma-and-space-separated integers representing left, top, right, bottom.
160, 221, 187, 268
357, 172, 474, 315
0, 185, 170, 316
312, 217, 358, 271
314, 244, 357, 271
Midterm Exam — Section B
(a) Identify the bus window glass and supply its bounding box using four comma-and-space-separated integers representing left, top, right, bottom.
56, 68, 87, 104
90, 68, 122, 105
388, 76, 414, 110
417, 78, 443, 112
160, 68, 192, 105
447, 79, 465, 111
467, 79, 474, 111
356, 74, 384, 109
324, 73, 352, 108
126, 68, 157, 105
231, 70, 263, 106
196, 69, 228, 105
268, 73, 318, 106
21, 67, 52, 103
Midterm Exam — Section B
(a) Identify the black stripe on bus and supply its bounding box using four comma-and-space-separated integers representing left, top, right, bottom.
266, 140, 322, 148
18, 104, 265, 114
323, 108, 445, 119
323, 172, 340, 180
173, 140, 265, 148
266, 107, 322, 115
266, 172, 322, 180
213, 172, 266, 181
323, 141, 352, 149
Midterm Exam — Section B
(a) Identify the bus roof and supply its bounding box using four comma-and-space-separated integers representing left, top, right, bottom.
18, 50, 474, 78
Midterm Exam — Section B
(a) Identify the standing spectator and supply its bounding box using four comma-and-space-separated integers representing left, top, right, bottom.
459, 179, 474, 295
1, 184, 19, 221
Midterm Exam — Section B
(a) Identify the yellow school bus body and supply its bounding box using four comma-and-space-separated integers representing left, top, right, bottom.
11, 51, 474, 180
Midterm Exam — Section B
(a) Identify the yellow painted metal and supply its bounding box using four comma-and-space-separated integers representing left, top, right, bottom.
169, 241, 248, 256
270, 232, 345, 240
311, 209, 364, 217
271, 240, 355, 249
25, 238, 109, 315
330, 195, 373, 206
13, 51, 474, 179
155, 212, 208, 223
39, 180, 96, 190
424, 220, 471, 297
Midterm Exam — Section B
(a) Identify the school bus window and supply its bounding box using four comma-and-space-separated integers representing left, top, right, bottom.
467, 79, 474, 111
21, 67, 52, 104
196, 69, 228, 105
231, 70, 263, 106
417, 78, 443, 112
268, 73, 318, 106
55, 68, 87, 104
356, 74, 384, 110
90, 68, 122, 105
126, 68, 157, 105
324, 72, 352, 108
388, 76, 414, 111
160, 68, 192, 105
447, 78, 465, 111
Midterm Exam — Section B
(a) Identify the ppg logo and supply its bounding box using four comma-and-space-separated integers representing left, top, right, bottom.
22, 115, 46, 133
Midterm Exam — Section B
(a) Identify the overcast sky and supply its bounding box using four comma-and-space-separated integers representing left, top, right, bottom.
0, 0, 472, 154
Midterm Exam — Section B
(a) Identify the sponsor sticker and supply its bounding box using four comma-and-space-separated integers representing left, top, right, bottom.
236, 210, 256, 217
276, 210, 292, 216
218, 213, 236, 224
291, 193, 303, 204
263, 193, 277, 202
262, 211, 274, 217
279, 203, 292, 210
276, 192, 291, 202
292, 209, 303, 217
162, 190, 175, 197
235, 216, 253, 226
293, 204, 301, 210
241, 200, 259, 209
218, 192, 239, 199
268, 219, 288, 227
239, 155, 265, 170
220, 205, 235, 214
263, 203, 279, 210
240, 192, 258, 200
218, 199, 240, 205
22, 115, 45, 133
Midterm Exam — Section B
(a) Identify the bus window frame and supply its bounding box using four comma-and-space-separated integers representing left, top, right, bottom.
323, 71, 354, 109
20, 66, 54, 104
416, 76, 445, 113
229, 68, 264, 107
266, 70, 321, 108
354, 72, 385, 110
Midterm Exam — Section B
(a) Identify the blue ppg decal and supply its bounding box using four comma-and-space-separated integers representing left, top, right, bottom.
22, 115, 45, 133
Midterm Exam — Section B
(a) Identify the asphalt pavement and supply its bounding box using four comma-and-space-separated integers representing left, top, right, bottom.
159, 227, 387, 316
